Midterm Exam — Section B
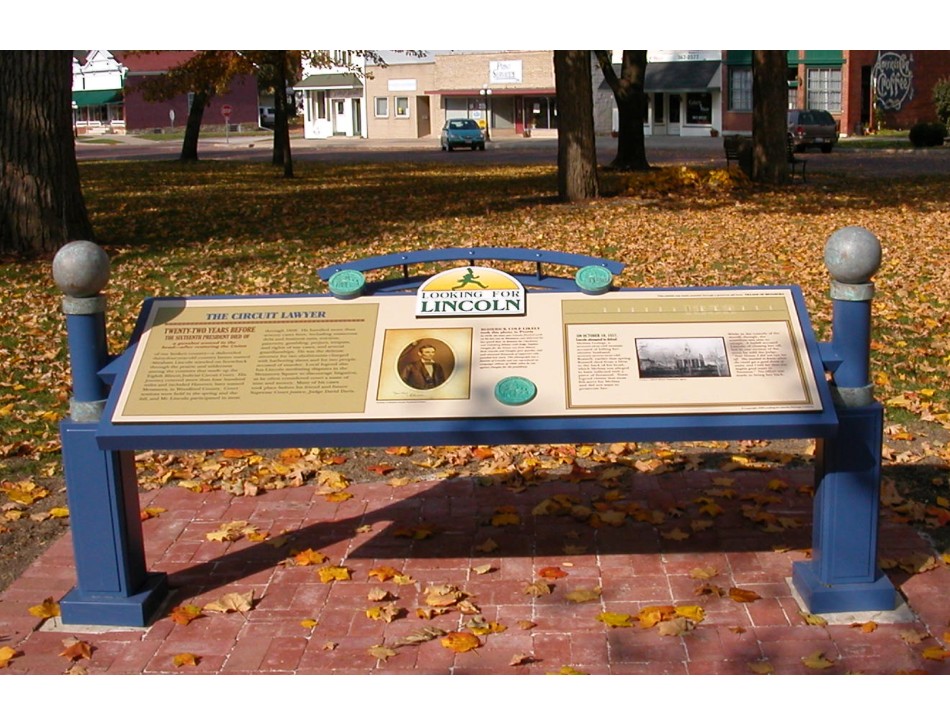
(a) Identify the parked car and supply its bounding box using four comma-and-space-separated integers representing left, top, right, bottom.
787, 109, 839, 153
440, 119, 485, 151
259, 106, 276, 128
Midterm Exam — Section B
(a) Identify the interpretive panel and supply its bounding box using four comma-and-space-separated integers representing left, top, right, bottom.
112, 288, 823, 423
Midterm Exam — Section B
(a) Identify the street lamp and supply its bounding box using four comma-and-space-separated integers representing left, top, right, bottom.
479, 84, 492, 141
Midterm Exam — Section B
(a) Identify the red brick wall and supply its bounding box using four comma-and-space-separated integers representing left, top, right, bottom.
123, 74, 260, 132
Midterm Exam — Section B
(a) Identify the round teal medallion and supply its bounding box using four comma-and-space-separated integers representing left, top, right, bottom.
328, 269, 365, 299
494, 376, 537, 406
575, 265, 614, 295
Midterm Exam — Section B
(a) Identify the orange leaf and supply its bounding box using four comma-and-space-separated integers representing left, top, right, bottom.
368, 464, 395, 476
60, 639, 93, 662
368, 565, 404, 582
538, 566, 568, 580
172, 652, 200, 667
728, 587, 762, 603
169, 604, 204, 625
222, 449, 254, 459
440, 631, 481, 653
293, 548, 329, 566
922, 647, 950, 661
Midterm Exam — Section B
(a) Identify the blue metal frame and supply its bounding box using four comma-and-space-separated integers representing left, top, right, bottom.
54, 245, 895, 626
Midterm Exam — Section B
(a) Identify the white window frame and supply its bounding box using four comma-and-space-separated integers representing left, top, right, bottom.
374, 96, 388, 118
806, 67, 842, 113
395, 96, 410, 118
728, 67, 752, 112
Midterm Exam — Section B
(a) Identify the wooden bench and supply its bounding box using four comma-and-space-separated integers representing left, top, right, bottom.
724, 134, 807, 182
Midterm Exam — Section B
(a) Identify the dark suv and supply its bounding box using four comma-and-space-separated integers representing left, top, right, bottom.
787, 110, 839, 153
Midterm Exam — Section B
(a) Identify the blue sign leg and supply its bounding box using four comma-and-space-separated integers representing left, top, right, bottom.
792, 402, 897, 613
59, 420, 168, 626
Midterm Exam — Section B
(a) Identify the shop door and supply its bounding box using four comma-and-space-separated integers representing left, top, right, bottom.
669, 95, 681, 135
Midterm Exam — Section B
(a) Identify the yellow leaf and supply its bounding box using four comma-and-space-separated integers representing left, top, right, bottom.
596, 611, 634, 628
47, 507, 70, 519
0, 646, 20, 669
799, 611, 828, 627
689, 566, 719, 580
317, 566, 352, 583
471, 564, 494, 575
491, 510, 520, 526
172, 652, 199, 667
801, 650, 835, 669
324, 491, 353, 502
550, 665, 588, 675
674, 605, 706, 622
748, 660, 774, 674
28, 597, 61, 619
440, 631, 481, 653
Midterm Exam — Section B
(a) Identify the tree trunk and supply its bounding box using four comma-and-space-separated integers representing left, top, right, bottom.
271, 52, 294, 178
0, 51, 95, 256
180, 90, 209, 162
595, 50, 650, 171
752, 50, 789, 184
554, 50, 599, 202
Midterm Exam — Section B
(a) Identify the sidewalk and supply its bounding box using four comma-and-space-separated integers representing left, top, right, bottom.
1, 464, 948, 675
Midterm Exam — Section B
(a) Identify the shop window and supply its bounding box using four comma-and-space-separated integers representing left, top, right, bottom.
316, 91, 327, 120
374, 96, 388, 118
728, 67, 752, 111
806, 67, 842, 113
686, 93, 712, 124
395, 96, 410, 118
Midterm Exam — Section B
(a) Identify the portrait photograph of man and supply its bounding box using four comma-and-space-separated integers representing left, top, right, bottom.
377, 329, 471, 402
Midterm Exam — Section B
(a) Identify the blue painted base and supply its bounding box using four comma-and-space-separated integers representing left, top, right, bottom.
792, 560, 898, 614
60, 572, 169, 627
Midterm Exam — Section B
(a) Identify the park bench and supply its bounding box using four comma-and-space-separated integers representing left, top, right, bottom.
723, 134, 807, 182
51, 235, 894, 626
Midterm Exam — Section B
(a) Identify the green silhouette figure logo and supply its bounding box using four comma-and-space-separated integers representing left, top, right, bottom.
452, 267, 489, 290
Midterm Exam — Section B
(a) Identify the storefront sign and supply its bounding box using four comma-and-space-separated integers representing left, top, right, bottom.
872, 51, 915, 111
490, 60, 522, 84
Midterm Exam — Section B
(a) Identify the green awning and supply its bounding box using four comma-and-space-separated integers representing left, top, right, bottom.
726, 51, 801, 66
72, 89, 122, 107
293, 73, 363, 90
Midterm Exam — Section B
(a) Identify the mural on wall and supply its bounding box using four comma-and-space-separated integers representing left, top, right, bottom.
872, 51, 915, 111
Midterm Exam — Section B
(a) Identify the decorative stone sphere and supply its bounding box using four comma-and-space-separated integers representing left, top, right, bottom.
824, 226, 881, 284
52, 241, 111, 297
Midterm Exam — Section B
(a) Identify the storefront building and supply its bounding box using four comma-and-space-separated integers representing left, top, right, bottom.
295, 52, 368, 139
429, 51, 558, 138
722, 50, 950, 137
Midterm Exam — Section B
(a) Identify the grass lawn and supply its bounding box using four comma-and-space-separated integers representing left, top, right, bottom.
2, 160, 949, 556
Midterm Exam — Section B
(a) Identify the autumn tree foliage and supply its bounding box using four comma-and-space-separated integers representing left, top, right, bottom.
751, 50, 789, 185
594, 50, 650, 171
135, 51, 251, 163
0, 51, 96, 256
554, 50, 599, 202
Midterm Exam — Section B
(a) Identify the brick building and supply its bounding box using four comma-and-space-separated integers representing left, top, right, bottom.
722, 50, 950, 137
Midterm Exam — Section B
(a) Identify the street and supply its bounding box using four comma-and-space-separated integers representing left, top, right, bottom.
75, 133, 950, 178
